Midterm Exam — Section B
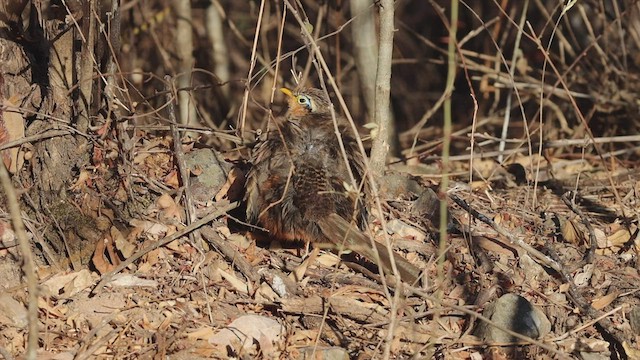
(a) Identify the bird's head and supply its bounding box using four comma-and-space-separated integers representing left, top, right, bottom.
280, 87, 333, 118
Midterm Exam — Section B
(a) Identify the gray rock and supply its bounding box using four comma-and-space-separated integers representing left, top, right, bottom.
0, 294, 28, 328
184, 148, 231, 202
475, 293, 551, 343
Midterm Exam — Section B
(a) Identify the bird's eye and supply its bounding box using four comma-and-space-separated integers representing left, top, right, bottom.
297, 96, 309, 105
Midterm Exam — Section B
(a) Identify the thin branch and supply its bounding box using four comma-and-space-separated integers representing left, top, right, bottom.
91, 202, 239, 295
560, 192, 596, 266
0, 164, 38, 360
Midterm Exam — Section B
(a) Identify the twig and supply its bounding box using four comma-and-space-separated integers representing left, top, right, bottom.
560, 192, 596, 266
299, 3, 325, 86
450, 194, 563, 273
497, 0, 529, 164
542, 241, 627, 348
473, 133, 640, 147
268, 2, 286, 105
164, 76, 198, 247
238, 0, 267, 135
0, 129, 72, 151
0, 162, 38, 360
436, 0, 457, 351
451, 194, 628, 350
74, 315, 118, 358
91, 202, 239, 295
525, 22, 627, 221
413, 141, 640, 163
200, 226, 259, 283
75, 328, 119, 360
408, 287, 567, 358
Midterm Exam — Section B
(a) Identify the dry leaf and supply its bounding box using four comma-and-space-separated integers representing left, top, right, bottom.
622, 342, 640, 360
362, 122, 379, 139
473, 158, 498, 179
562, 218, 585, 246
92, 238, 113, 274
37, 297, 66, 318
476, 236, 516, 256
559, 282, 571, 293
191, 164, 203, 176
187, 326, 216, 340
255, 282, 280, 301
226, 233, 251, 249
290, 247, 319, 281
214, 167, 239, 201
573, 264, 594, 287
591, 291, 619, 310
607, 228, 632, 247
386, 219, 427, 241
157, 193, 183, 221
144, 247, 164, 266
209, 314, 284, 354
107, 274, 159, 287
595, 228, 608, 248
41, 270, 95, 297
157, 193, 175, 208
316, 252, 341, 267
112, 226, 135, 258
515, 53, 529, 75
164, 169, 180, 188
130, 219, 169, 238
218, 268, 248, 294
69, 169, 91, 192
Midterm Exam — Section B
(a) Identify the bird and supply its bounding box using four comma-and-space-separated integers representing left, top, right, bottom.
245, 87, 421, 284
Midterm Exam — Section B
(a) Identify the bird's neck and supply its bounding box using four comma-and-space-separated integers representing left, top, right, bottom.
287, 113, 339, 129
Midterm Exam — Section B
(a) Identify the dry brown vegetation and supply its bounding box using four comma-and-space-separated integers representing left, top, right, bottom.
1, 0, 640, 359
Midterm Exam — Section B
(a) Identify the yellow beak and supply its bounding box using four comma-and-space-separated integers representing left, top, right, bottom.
280, 87, 294, 98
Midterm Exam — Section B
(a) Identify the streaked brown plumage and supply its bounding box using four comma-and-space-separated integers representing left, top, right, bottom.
245, 87, 420, 283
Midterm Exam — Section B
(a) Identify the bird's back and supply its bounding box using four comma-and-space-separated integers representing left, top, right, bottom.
246, 116, 366, 242
292, 120, 357, 219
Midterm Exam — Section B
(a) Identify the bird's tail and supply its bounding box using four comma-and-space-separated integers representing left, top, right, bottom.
317, 213, 420, 284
